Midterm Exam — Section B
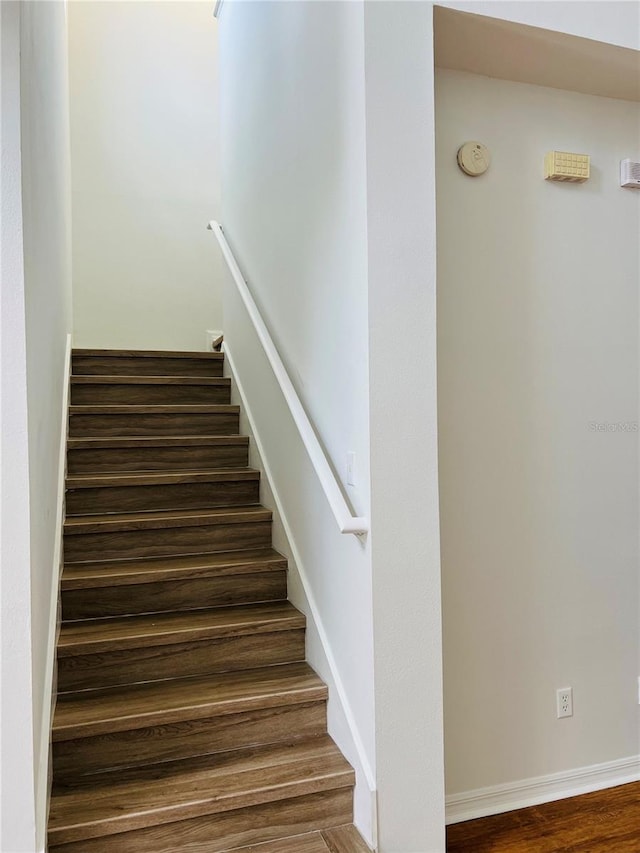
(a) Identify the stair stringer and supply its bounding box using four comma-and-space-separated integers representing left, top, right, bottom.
223, 341, 378, 851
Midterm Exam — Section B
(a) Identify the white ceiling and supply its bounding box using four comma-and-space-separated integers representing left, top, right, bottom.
434, 6, 640, 103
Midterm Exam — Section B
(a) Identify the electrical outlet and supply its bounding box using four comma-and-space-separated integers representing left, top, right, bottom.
556, 687, 573, 718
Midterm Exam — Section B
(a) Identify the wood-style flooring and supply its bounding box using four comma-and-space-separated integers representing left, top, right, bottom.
226, 824, 372, 852
48, 349, 370, 852
446, 782, 640, 852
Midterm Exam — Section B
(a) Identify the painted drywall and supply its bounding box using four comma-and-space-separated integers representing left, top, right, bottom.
364, 3, 445, 851
1, 1, 73, 850
436, 69, 640, 798
218, 0, 371, 523
1, 3, 37, 849
217, 1, 637, 849
20, 1, 74, 847
221, 292, 376, 843
68, 1, 222, 351
434, 6, 640, 103
438, 1, 640, 51
218, 1, 448, 849
217, 0, 376, 839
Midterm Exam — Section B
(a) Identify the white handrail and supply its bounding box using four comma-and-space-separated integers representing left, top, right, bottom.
208, 220, 369, 536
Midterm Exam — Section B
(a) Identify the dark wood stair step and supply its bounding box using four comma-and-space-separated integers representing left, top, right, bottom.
62, 549, 287, 589
58, 601, 305, 657
72, 349, 224, 377
63, 505, 273, 563
65, 469, 261, 515
69, 404, 240, 438
56, 602, 306, 691
53, 662, 327, 741
61, 549, 287, 620
49, 789, 353, 853
48, 736, 354, 848
64, 505, 271, 535
71, 375, 231, 405
53, 664, 328, 780
54, 704, 326, 784
67, 435, 250, 473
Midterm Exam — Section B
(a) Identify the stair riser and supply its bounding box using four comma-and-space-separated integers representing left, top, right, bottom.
62, 572, 287, 620
67, 444, 249, 474
71, 383, 231, 406
64, 521, 272, 563
48, 786, 353, 853
65, 480, 260, 516
57, 630, 306, 691
69, 412, 239, 438
72, 355, 224, 377
53, 701, 327, 782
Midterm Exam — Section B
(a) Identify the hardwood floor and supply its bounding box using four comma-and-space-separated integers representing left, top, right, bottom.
446, 783, 640, 852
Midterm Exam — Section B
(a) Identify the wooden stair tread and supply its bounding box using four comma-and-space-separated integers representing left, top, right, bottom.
69, 403, 239, 414
64, 505, 272, 535
58, 601, 305, 656
68, 435, 249, 449
229, 826, 372, 853
225, 831, 332, 852
71, 375, 229, 385
67, 469, 260, 489
322, 824, 372, 852
61, 549, 287, 589
51, 347, 357, 849
48, 735, 354, 845
53, 662, 326, 740
73, 348, 224, 360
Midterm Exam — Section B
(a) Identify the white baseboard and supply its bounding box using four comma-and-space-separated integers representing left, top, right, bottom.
446, 754, 640, 825
35, 332, 72, 852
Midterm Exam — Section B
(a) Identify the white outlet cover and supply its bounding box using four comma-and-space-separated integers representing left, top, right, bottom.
556, 687, 573, 718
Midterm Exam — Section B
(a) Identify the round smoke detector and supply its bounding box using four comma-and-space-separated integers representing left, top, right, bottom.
457, 141, 491, 177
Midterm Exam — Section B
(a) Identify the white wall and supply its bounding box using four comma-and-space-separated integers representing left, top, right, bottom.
218, 2, 448, 849
217, 0, 376, 840
436, 69, 640, 798
217, 2, 637, 850
1, 1, 73, 850
438, 1, 640, 51
219, 0, 370, 523
364, 4, 445, 851
221, 286, 376, 843
69, 1, 222, 351
21, 10, 74, 845
1, 3, 37, 849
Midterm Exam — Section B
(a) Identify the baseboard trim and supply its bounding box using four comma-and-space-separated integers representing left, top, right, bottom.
446, 754, 640, 825
223, 340, 377, 806
35, 332, 72, 852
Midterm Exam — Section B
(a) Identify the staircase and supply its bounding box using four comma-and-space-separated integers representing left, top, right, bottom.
48, 349, 370, 853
